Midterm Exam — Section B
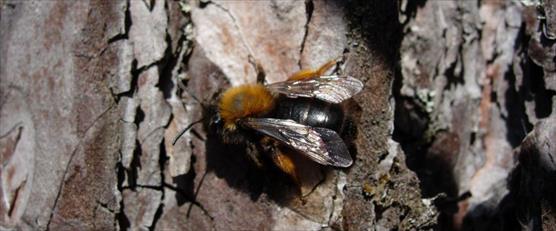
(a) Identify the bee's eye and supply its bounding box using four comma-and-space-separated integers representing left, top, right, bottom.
212, 114, 222, 125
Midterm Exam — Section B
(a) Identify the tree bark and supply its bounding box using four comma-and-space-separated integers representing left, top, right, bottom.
0, 0, 554, 230
397, 0, 556, 230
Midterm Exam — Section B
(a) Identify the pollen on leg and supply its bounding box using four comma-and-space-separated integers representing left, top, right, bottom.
218, 84, 275, 129
272, 148, 299, 184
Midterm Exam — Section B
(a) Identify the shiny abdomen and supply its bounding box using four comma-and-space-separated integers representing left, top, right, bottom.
271, 97, 344, 132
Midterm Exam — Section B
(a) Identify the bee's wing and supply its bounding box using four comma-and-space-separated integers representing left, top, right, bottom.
243, 118, 353, 167
266, 75, 363, 104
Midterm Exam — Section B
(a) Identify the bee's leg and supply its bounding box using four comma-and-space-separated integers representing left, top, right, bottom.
249, 55, 267, 84
314, 59, 338, 76
258, 137, 291, 175
259, 137, 298, 181
271, 147, 326, 203
287, 69, 319, 81
261, 137, 324, 201
271, 147, 300, 184
246, 142, 264, 168
287, 59, 338, 81
255, 62, 267, 84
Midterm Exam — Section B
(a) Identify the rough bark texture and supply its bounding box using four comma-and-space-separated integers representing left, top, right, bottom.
396, 0, 556, 230
0, 0, 554, 230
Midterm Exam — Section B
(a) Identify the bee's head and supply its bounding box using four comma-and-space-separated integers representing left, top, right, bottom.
207, 103, 255, 145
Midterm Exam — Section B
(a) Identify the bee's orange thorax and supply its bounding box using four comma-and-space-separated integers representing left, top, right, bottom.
218, 84, 275, 130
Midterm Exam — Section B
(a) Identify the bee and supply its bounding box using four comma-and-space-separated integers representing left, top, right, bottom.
175, 60, 363, 185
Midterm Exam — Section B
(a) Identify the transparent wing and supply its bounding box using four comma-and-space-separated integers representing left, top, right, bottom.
243, 118, 353, 167
266, 75, 363, 104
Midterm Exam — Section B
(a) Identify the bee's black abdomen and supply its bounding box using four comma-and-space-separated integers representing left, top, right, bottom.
271, 97, 344, 132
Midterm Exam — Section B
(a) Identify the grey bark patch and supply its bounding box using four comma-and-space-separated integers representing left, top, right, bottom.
129, 0, 168, 69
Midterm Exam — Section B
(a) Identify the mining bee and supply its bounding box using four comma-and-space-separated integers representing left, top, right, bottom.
175, 60, 363, 186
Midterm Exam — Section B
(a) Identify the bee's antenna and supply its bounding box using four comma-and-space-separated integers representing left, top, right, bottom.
173, 75, 221, 145
172, 118, 205, 145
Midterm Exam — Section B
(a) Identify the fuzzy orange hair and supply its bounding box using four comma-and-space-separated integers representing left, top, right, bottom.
218, 84, 275, 130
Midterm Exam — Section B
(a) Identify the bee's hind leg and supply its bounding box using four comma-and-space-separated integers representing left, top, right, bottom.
288, 59, 338, 81
315, 59, 338, 76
